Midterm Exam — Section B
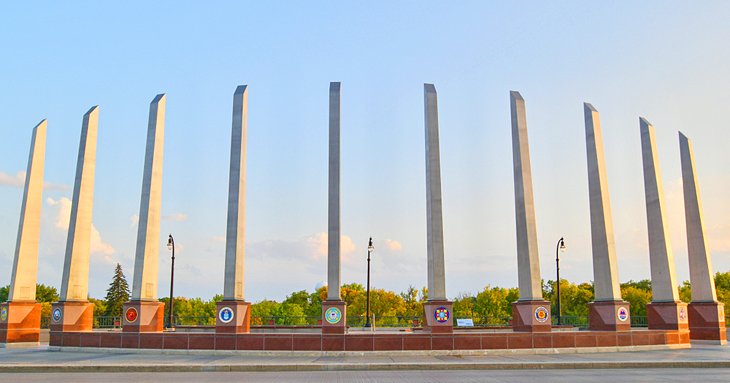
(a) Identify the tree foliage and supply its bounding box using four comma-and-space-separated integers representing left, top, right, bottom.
104, 263, 130, 316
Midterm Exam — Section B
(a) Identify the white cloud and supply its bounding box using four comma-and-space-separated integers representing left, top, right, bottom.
130, 214, 139, 227
382, 239, 403, 251
248, 232, 356, 262
0, 170, 69, 191
163, 213, 188, 222
46, 197, 116, 260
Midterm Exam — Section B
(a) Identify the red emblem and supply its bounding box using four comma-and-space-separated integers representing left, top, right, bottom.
125, 307, 138, 323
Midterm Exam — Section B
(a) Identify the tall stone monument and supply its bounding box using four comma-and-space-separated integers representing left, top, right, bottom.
509, 91, 551, 332
583, 103, 630, 331
0, 120, 47, 344
123, 94, 166, 332
216, 85, 251, 334
51, 106, 100, 333
639, 118, 687, 330
422, 84, 453, 333
679, 132, 726, 343
321, 82, 347, 334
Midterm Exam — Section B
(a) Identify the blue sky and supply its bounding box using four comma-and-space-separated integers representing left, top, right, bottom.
1, 2, 729, 302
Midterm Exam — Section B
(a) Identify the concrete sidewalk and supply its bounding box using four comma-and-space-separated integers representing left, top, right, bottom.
0, 342, 728, 372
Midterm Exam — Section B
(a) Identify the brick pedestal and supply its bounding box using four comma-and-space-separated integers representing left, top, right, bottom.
122, 301, 164, 332
688, 301, 726, 343
0, 301, 41, 344
647, 301, 688, 331
322, 300, 347, 334
423, 300, 453, 334
50, 301, 94, 332
512, 300, 552, 332
215, 300, 251, 334
589, 300, 631, 331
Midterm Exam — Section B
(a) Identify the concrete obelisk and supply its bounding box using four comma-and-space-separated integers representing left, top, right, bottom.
0, 120, 47, 344
216, 85, 251, 334
322, 82, 347, 334
583, 103, 630, 331
509, 91, 550, 332
123, 94, 166, 332
639, 118, 687, 331
51, 106, 100, 333
422, 84, 453, 333
679, 132, 726, 343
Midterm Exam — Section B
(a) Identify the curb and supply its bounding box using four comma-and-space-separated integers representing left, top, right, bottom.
1, 360, 730, 373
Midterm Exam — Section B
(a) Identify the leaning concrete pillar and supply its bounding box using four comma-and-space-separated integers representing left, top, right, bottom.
0, 120, 47, 345
679, 132, 726, 343
640, 118, 687, 331
583, 103, 630, 331
123, 94, 166, 332
51, 106, 100, 333
509, 91, 551, 332
321, 82, 347, 334
421, 84, 453, 333
216, 85, 251, 334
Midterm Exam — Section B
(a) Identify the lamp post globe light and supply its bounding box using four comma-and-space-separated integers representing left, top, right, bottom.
167, 234, 176, 329
555, 237, 566, 326
365, 237, 374, 328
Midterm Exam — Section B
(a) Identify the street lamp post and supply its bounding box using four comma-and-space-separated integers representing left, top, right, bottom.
555, 237, 566, 326
167, 234, 176, 329
364, 237, 374, 328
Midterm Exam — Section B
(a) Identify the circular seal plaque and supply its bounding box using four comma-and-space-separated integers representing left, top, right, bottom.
125, 307, 138, 323
324, 307, 342, 324
0, 307, 7, 321
679, 307, 687, 321
52, 308, 62, 322
534, 306, 549, 323
218, 307, 234, 324
617, 306, 629, 322
434, 306, 450, 323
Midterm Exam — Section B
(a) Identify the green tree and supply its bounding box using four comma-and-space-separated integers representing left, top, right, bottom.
453, 292, 476, 319
251, 299, 281, 325
473, 285, 518, 324
35, 283, 59, 302
104, 263, 130, 316
0, 285, 9, 302
0, 284, 58, 303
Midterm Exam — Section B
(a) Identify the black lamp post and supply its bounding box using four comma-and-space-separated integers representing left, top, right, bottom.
364, 237, 374, 328
555, 237, 566, 325
167, 234, 176, 329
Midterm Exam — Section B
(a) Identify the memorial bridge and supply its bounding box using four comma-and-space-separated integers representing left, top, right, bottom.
0, 84, 725, 351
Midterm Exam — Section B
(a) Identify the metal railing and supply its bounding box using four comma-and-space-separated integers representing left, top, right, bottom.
554, 316, 589, 328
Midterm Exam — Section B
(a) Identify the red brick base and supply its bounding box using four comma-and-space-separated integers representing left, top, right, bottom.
50, 301, 94, 332
423, 300, 454, 334
688, 301, 726, 343
647, 301, 688, 331
49, 328, 690, 351
215, 301, 250, 334
589, 301, 631, 331
122, 301, 164, 333
512, 300, 551, 332
0, 301, 41, 344
321, 300, 347, 334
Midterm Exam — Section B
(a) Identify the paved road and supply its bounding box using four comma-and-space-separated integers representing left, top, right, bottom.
3, 369, 730, 382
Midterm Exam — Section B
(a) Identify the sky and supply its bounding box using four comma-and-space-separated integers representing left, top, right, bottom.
1, 2, 729, 302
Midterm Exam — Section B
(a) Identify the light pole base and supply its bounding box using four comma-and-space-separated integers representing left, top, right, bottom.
50, 301, 94, 332
215, 300, 251, 334
322, 300, 347, 334
512, 300, 552, 332
423, 300, 453, 334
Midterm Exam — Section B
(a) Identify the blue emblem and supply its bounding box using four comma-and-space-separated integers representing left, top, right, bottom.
219, 307, 234, 323
52, 308, 62, 322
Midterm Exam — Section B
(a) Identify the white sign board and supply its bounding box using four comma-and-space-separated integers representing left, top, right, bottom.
456, 318, 474, 327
